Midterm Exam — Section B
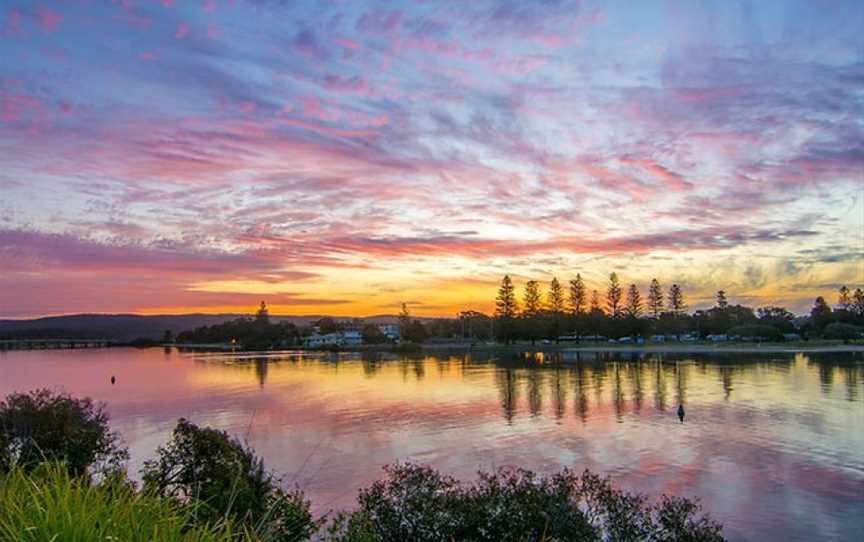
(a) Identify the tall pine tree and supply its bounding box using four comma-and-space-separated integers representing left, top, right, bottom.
647, 278, 664, 318
569, 274, 587, 315
606, 273, 623, 317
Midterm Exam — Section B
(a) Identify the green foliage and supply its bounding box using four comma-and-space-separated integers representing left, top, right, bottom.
823, 322, 861, 341
0, 463, 241, 542
142, 419, 316, 539
361, 324, 387, 344
325, 462, 724, 542
726, 324, 782, 340
177, 317, 299, 350
0, 388, 127, 476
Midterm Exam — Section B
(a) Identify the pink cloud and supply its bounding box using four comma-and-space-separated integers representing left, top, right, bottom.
281, 117, 380, 139
139, 51, 156, 61
175, 23, 189, 39
206, 23, 218, 39
620, 158, 693, 192
202, 0, 216, 13
239, 101, 256, 113
323, 75, 371, 95
334, 37, 359, 50
4, 8, 24, 36
161, 0, 175, 7
35, 8, 62, 32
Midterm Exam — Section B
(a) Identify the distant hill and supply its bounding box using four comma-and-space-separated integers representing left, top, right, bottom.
0, 313, 439, 341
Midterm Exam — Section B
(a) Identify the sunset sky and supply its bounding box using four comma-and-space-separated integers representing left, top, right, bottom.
1, 0, 862, 318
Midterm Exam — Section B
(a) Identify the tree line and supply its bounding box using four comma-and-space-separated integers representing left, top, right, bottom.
491, 274, 864, 344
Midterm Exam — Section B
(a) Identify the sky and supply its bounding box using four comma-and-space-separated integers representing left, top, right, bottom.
0, 0, 862, 319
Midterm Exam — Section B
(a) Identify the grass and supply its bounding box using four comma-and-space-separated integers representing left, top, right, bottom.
0, 464, 252, 542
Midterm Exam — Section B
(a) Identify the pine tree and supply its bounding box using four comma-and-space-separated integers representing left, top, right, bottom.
606, 273, 623, 317
523, 280, 543, 316
838, 285, 851, 310
716, 290, 728, 309
569, 274, 587, 315
668, 284, 685, 315
626, 284, 643, 317
494, 276, 518, 344
647, 278, 664, 318
495, 275, 518, 320
548, 277, 565, 314
590, 290, 602, 313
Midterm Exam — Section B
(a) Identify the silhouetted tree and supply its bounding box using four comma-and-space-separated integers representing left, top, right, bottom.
590, 290, 602, 313
626, 284, 643, 318
853, 288, 864, 316
810, 296, 833, 331
548, 277, 565, 314
398, 302, 411, 338
494, 276, 518, 344
523, 280, 543, 316
757, 306, 795, 333
647, 278, 664, 318
255, 301, 269, 324
716, 290, 728, 309
838, 286, 851, 310
606, 273, 623, 318
569, 274, 587, 315
362, 324, 387, 344
668, 284, 685, 315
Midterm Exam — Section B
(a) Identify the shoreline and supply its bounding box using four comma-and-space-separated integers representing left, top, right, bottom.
415, 342, 864, 354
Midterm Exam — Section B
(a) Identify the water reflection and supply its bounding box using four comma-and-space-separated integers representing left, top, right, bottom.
1, 348, 862, 542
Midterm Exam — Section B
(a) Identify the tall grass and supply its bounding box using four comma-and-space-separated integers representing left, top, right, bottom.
0, 463, 253, 542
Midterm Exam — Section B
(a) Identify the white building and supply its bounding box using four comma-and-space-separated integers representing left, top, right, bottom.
303, 330, 363, 348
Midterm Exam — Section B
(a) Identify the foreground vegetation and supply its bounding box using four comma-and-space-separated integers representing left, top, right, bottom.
0, 389, 725, 541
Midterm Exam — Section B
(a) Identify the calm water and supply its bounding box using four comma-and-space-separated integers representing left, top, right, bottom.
1, 347, 862, 540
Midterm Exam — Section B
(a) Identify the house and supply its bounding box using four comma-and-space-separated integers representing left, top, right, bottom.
302, 330, 362, 348
650, 335, 666, 343
707, 334, 729, 342
341, 330, 363, 346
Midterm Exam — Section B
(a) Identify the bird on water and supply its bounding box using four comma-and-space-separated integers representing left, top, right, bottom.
111, 375, 116, 385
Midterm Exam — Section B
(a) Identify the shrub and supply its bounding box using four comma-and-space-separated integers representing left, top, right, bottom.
726, 324, 782, 341
0, 462, 241, 542
0, 389, 127, 476
322, 462, 724, 542
823, 322, 861, 341
141, 418, 316, 539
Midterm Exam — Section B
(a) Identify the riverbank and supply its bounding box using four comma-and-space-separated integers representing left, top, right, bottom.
416, 341, 864, 354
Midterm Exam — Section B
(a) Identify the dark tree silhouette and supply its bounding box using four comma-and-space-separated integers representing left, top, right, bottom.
626, 284, 643, 318
647, 278, 664, 318
569, 274, 587, 315
810, 296, 833, 330
716, 290, 728, 309
494, 276, 518, 344
668, 284, 685, 315
255, 301, 269, 324
606, 273, 623, 318
523, 280, 543, 316
854, 288, 864, 316
838, 286, 851, 310
547, 277, 565, 314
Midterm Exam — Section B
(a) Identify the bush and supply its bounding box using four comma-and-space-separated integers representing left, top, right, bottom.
142, 418, 316, 539
823, 322, 861, 341
726, 324, 782, 341
0, 389, 127, 476
322, 463, 724, 542
0, 462, 241, 542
